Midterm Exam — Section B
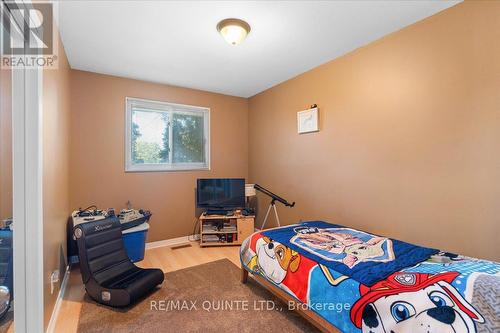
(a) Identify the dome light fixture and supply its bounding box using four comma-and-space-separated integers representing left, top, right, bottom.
216, 18, 251, 45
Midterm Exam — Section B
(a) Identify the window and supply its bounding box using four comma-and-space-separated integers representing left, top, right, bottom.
125, 97, 210, 172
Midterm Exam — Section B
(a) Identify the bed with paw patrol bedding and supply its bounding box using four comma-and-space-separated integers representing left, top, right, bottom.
240, 221, 500, 333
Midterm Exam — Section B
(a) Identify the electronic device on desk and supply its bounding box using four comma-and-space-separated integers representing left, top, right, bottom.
72, 205, 151, 231
241, 208, 254, 216
196, 178, 245, 214
73, 205, 108, 226
118, 209, 152, 231
204, 209, 234, 216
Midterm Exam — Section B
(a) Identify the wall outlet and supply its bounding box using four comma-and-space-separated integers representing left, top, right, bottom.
50, 270, 59, 294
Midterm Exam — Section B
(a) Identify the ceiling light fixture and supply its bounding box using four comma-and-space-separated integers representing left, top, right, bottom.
216, 18, 251, 45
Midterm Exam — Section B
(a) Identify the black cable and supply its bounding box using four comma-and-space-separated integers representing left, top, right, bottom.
79, 205, 97, 213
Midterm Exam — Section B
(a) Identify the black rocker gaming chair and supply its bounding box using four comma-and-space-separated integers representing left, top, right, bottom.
74, 217, 164, 307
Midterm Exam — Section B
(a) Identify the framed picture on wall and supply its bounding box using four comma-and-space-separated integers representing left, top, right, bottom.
297, 107, 319, 134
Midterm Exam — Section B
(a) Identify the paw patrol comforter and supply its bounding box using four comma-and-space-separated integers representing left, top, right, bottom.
261, 221, 439, 286
240, 226, 500, 333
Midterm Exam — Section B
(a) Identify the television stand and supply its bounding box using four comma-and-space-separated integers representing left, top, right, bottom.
199, 211, 254, 247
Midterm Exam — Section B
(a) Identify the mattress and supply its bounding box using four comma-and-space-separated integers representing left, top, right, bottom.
240, 225, 500, 333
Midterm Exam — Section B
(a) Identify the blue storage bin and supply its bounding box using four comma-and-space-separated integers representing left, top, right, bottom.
122, 222, 149, 262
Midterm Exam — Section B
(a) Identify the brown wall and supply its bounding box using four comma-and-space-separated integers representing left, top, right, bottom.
69, 71, 248, 242
0, 68, 12, 221
248, 1, 500, 261
43, 32, 72, 327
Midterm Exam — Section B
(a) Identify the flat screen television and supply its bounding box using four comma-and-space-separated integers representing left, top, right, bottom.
196, 178, 245, 210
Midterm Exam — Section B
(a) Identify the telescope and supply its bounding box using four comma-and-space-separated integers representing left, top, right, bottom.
253, 184, 295, 229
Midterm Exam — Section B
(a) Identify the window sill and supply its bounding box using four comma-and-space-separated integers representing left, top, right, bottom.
125, 163, 210, 173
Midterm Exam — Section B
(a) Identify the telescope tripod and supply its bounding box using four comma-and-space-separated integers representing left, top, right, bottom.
260, 199, 281, 230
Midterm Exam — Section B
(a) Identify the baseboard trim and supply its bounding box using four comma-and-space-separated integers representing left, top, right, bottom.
46, 265, 70, 333
146, 235, 197, 250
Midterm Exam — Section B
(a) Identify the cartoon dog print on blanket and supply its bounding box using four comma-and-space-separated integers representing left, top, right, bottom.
251, 235, 348, 302
291, 226, 394, 268
350, 272, 484, 333
255, 236, 301, 284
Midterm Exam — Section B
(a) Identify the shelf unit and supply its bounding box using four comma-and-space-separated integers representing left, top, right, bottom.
199, 212, 254, 247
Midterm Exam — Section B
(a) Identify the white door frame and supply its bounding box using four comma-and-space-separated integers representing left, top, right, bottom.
7, 0, 45, 332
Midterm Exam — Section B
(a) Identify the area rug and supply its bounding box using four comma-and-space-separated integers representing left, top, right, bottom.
77, 259, 319, 333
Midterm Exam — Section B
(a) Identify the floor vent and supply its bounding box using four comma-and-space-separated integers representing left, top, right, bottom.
171, 243, 192, 250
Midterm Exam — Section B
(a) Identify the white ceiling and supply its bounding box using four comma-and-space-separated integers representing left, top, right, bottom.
59, 1, 460, 98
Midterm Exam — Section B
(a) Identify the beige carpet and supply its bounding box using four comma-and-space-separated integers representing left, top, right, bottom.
77, 259, 319, 333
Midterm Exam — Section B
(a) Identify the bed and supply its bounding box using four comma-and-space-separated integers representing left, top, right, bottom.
240, 221, 499, 333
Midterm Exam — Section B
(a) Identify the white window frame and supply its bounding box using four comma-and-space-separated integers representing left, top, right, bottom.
125, 97, 210, 172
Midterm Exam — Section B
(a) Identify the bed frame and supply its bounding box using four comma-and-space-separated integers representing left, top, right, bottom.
241, 268, 341, 333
